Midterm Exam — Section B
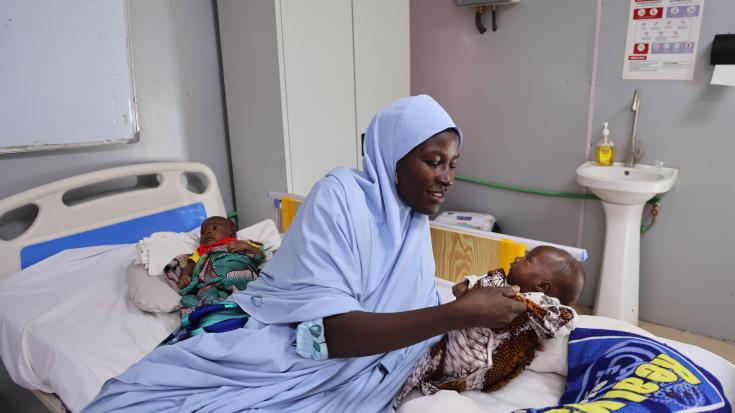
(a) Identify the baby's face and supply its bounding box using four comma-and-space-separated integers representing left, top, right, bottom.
507, 247, 556, 293
200, 218, 234, 245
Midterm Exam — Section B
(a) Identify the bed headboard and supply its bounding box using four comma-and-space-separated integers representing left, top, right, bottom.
428, 221, 588, 282
429, 224, 526, 283
0, 162, 226, 280
267, 192, 587, 283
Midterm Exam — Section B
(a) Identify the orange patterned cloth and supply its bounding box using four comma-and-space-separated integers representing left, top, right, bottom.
394, 269, 577, 408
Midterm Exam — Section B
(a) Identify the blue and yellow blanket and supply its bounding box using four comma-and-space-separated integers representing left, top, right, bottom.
525, 328, 730, 413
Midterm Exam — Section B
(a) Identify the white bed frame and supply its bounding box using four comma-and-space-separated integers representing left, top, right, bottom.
0, 162, 226, 412
0, 162, 226, 281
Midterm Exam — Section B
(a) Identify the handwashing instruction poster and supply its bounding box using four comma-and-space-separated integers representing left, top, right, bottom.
622, 0, 704, 80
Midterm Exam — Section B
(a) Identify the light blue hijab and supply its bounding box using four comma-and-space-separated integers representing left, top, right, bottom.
83, 95, 462, 413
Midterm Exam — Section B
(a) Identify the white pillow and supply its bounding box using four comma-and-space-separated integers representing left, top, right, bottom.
236, 219, 281, 251
136, 227, 200, 276
527, 326, 572, 375
126, 262, 181, 313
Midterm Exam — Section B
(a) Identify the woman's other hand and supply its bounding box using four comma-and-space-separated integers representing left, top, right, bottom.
452, 286, 526, 329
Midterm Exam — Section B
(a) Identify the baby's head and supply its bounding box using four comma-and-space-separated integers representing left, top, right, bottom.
199, 216, 236, 245
507, 246, 585, 305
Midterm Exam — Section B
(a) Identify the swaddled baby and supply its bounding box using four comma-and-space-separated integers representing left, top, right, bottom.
163, 216, 268, 315
394, 246, 585, 407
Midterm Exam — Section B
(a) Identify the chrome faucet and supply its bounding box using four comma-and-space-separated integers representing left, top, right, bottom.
625, 89, 643, 167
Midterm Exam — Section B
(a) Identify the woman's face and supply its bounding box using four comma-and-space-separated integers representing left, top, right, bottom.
395, 129, 460, 215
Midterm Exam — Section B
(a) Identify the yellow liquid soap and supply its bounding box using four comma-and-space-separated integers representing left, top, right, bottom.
597, 144, 614, 166
596, 122, 615, 166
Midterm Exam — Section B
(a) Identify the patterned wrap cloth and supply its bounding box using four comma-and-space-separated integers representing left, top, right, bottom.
394, 269, 578, 408
163, 245, 266, 316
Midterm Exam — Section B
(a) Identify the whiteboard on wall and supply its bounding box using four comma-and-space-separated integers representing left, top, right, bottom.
0, 0, 138, 154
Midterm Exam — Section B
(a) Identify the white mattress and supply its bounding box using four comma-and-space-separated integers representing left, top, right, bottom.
0, 245, 178, 413
0, 249, 732, 413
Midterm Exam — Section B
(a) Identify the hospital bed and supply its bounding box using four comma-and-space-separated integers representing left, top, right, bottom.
0, 162, 732, 413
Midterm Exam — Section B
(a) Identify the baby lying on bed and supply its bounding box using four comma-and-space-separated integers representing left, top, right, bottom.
163, 216, 269, 315
394, 246, 585, 407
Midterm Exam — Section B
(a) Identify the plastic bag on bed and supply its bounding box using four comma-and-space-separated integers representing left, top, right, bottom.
160, 301, 249, 345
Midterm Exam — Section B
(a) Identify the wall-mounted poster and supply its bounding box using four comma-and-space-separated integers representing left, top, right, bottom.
622, 0, 705, 80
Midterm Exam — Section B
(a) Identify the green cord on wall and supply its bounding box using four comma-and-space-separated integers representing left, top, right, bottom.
455, 175, 600, 200
454, 174, 661, 233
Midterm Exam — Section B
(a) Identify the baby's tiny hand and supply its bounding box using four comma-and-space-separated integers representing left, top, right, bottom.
178, 262, 194, 288
177, 273, 191, 289
227, 240, 261, 254
226, 241, 248, 253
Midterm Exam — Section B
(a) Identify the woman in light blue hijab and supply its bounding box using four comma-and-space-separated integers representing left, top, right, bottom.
83, 95, 525, 413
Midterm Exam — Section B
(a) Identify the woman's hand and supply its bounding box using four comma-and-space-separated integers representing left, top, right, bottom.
451, 286, 527, 329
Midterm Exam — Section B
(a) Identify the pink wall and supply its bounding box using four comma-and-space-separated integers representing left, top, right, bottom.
410, 0, 599, 304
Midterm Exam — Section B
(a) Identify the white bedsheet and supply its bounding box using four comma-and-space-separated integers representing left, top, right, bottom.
399, 369, 565, 413
0, 252, 732, 413
0, 245, 178, 413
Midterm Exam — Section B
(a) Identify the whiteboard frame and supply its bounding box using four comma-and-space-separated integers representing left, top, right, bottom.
0, 0, 140, 155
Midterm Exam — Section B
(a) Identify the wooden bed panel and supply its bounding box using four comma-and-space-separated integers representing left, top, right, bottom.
430, 226, 501, 283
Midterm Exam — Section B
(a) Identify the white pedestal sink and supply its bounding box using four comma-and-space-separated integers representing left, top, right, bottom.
576, 161, 678, 325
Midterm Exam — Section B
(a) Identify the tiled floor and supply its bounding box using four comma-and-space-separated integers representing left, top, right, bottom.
573, 304, 735, 364
0, 364, 48, 413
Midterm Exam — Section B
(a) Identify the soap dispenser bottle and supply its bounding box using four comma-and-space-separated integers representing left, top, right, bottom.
596, 122, 614, 166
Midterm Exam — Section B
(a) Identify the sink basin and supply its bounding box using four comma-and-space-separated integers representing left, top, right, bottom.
576, 160, 679, 324
576, 161, 678, 205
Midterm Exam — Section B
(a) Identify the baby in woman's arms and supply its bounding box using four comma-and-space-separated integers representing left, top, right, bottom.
163, 216, 269, 315
395, 246, 585, 407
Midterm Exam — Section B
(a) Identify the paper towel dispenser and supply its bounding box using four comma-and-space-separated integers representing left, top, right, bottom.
454, 0, 520, 34
710, 34, 735, 65
710, 34, 735, 86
